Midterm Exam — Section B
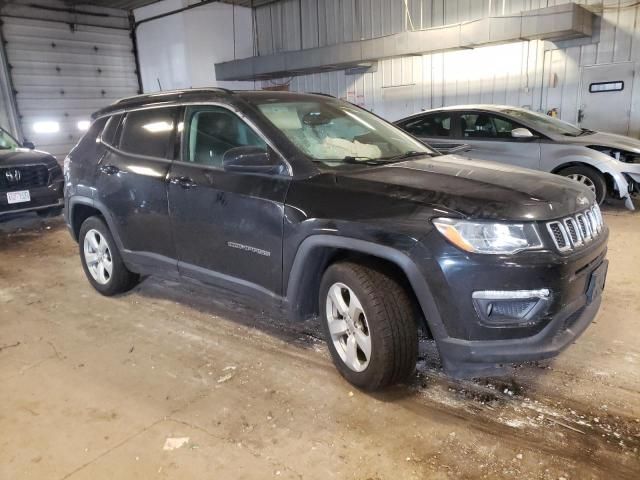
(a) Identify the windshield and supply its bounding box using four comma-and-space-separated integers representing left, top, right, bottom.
253, 98, 435, 165
500, 108, 585, 136
0, 128, 19, 150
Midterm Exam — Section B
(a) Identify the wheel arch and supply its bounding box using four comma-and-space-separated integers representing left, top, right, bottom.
67, 197, 123, 249
551, 161, 620, 198
285, 235, 447, 339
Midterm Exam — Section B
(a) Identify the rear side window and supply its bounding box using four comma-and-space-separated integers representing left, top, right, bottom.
400, 113, 451, 137
119, 107, 179, 159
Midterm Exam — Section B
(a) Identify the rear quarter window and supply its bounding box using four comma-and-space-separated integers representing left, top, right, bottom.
71, 117, 108, 153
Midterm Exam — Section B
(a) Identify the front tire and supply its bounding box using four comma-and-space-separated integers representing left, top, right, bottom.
79, 216, 139, 296
557, 166, 607, 204
319, 261, 418, 390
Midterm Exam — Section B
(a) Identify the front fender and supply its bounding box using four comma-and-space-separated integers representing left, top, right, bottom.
544, 145, 632, 204
284, 234, 448, 339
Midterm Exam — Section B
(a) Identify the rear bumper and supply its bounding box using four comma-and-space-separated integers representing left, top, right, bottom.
0, 180, 63, 216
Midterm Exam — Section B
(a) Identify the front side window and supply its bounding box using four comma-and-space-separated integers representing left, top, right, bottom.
119, 108, 179, 159
0, 128, 19, 150
252, 98, 434, 166
400, 113, 452, 138
184, 106, 267, 168
460, 113, 522, 139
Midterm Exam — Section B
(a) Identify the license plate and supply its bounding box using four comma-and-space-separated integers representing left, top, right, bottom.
586, 260, 608, 304
6, 190, 31, 204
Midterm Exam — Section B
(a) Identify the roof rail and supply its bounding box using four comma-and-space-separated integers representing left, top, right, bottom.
114, 87, 234, 105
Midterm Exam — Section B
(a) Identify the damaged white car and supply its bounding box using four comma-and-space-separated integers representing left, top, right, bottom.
396, 105, 640, 209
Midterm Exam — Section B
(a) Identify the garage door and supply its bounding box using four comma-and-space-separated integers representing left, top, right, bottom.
1, 16, 139, 159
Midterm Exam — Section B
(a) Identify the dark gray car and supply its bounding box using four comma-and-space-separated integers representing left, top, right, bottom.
396, 105, 640, 209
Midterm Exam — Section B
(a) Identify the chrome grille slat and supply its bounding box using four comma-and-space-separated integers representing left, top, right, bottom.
546, 206, 605, 253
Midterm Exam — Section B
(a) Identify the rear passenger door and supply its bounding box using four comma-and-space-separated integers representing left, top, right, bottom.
454, 112, 541, 170
96, 107, 181, 274
167, 105, 290, 298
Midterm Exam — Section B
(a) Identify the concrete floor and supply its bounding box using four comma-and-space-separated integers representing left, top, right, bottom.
0, 207, 639, 480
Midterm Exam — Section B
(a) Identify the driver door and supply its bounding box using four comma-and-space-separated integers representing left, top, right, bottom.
168, 105, 290, 298
455, 112, 541, 170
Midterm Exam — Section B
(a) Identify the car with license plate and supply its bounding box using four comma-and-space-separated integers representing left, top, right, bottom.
0, 126, 64, 218
64, 89, 608, 390
395, 105, 640, 209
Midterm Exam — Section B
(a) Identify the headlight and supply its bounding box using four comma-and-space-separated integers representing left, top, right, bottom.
432, 218, 543, 254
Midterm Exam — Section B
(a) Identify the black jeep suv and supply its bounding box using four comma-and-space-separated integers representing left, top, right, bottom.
1, 127, 63, 218
64, 89, 608, 390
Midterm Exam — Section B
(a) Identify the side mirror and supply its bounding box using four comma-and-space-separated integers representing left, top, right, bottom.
22, 141, 35, 150
222, 146, 284, 175
511, 128, 535, 139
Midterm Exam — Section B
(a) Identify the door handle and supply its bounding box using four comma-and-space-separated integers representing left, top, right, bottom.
99, 164, 119, 175
170, 176, 197, 189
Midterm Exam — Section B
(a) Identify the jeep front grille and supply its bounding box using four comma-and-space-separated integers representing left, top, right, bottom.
546, 204, 604, 253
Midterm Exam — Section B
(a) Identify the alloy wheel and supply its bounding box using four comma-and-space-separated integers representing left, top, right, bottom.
83, 229, 113, 285
566, 173, 596, 195
326, 282, 372, 372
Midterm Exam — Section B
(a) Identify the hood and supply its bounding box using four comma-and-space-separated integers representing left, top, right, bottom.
335, 154, 594, 221
559, 131, 640, 153
0, 148, 58, 167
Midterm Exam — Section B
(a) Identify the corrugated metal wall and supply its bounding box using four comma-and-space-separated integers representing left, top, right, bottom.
1, 0, 139, 159
255, 0, 640, 137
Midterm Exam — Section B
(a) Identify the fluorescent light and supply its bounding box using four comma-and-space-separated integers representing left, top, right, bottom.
33, 121, 60, 134
77, 120, 90, 131
142, 121, 173, 133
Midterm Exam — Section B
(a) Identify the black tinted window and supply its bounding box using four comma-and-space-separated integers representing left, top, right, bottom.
101, 114, 123, 146
119, 108, 179, 159
401, 113, 451, 137
460, 113, 521, 139
186, 106, 266, 168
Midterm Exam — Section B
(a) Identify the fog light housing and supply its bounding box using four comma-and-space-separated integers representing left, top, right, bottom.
472, 289, 551, 327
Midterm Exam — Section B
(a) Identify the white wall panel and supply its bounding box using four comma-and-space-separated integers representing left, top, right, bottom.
135, 1, 254, 92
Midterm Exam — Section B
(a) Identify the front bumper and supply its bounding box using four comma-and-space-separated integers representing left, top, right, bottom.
437, 265, 605, 377
411, 226, 608, 377
0, 180, 64, 216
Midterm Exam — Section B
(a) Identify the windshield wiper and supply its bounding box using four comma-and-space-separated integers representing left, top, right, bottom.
380, 151, 432, 162
311, 156, 388, 166
578, 128, 595, 136
342, 156, 389, 165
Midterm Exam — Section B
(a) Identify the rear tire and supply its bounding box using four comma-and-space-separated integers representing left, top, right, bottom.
557, 166, 607, 205
79, 216, 139, 296
319, 261, 418, 390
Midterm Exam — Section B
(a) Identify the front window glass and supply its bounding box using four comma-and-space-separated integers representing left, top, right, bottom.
0, 128, 19, 150
500, 108, 584, 136
460, 113, 523, 139
185, 106, 266, 168
254, 99, 434, 165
